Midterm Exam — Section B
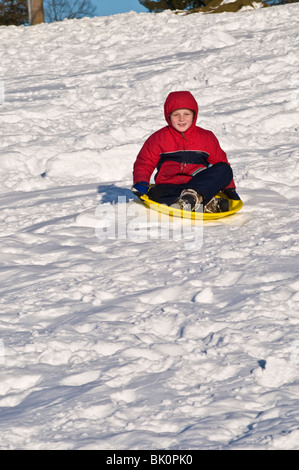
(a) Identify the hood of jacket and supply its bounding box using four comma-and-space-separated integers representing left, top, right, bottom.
164, 91, 198, 131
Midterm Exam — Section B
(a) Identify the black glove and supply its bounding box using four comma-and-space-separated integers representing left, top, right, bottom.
223, 188, 240, 200
131, 181, 150, 197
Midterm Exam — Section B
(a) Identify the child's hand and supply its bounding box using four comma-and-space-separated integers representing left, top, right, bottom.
223, 188, 240, 200
131, 181, 150, 196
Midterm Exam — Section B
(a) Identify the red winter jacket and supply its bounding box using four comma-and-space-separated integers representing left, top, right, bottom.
133, 91, 235, 188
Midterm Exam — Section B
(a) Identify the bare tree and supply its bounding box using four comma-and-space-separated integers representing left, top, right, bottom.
44, 0, 96, 22
0, 0, 28, 25
28, 0, 44, 24
139, 0, 206, 11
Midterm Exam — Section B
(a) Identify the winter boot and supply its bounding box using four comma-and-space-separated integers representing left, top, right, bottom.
204, 196, 229, 213
171, 189, 203, 212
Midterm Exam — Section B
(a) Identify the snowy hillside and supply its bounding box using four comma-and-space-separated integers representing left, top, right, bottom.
0, 4, 299, 450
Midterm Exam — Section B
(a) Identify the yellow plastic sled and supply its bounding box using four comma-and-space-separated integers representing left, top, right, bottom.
140, 192, 243, 220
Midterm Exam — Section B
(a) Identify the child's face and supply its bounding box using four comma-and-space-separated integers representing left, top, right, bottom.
170, 108, 194, 133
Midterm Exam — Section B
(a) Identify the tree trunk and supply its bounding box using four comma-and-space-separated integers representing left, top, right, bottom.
28, 0, 44, 25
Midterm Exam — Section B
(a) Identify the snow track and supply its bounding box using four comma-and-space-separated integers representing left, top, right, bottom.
0, 4, 299, 449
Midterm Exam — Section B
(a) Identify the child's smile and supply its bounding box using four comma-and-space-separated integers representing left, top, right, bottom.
170, 108, 194, 133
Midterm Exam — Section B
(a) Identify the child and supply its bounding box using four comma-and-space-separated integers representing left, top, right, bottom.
132, 91, 240, 212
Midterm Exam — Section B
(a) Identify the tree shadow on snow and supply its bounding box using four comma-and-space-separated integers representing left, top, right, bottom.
97, 184, 134, 204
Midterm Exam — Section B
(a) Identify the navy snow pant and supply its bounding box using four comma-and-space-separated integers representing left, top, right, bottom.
148, 162, 233, 206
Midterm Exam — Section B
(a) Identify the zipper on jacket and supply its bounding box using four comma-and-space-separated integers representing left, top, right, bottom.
181, 132, 187, 142
181, 133, 188, 182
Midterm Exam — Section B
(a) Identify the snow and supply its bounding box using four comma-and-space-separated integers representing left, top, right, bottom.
0, 4, 299, 450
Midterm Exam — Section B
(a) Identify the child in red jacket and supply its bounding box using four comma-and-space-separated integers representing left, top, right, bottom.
132, 91, 240, 212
